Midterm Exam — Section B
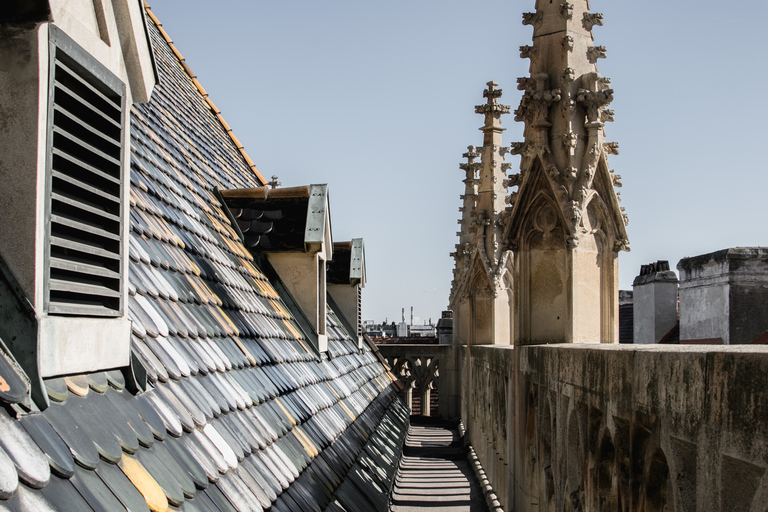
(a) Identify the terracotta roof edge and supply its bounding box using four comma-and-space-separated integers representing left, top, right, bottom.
143, 1, 268, 186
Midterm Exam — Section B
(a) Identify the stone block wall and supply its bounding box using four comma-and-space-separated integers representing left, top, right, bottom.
458, 344, 768, 511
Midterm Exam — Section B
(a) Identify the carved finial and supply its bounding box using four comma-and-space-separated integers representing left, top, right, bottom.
563, 132, 578, 153
547, 165, 560, 179
517, 77, 537, 91
522, 11, 543, 26
563, 67, 576, 83
505, 174, 522, 187
462, 145, 480, 162
604, 142, 620, 155
460, 146, 481, 183
562, 35, 574, 52
269, 175, 281, 189
587, 46, 607, 63
577, 88, 614, 126
510, 142, 526, 155
520, 45, 539, 61
583, 12, 604, 31
560, 3, 574, 20
514, 75, 561, 128
476, 82, 511, 117
483, 81, 502, 101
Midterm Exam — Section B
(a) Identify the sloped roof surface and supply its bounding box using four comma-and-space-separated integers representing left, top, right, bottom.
0, 12, 406, 512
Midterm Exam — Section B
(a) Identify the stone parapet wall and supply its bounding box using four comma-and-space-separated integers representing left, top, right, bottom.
458, 344, 768, 511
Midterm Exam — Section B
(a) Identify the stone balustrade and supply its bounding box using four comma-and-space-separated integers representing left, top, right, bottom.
377, 345, 453, 417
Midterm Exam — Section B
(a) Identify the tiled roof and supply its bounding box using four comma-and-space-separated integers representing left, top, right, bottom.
143, 4, 267, 187
0, 10, 406, 512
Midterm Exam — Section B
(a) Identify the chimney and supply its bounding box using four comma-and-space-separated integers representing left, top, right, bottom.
633, 261, 678, 344
678, 248, 768, 344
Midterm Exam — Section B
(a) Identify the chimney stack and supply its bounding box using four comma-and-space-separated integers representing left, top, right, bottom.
633, 261, 678, 343
678, 248, 768, 344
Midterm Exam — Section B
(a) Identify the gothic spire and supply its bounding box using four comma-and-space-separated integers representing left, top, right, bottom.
507, 0, 628, 250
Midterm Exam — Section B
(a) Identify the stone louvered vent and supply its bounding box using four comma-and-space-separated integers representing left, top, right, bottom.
46, 31, 126, 316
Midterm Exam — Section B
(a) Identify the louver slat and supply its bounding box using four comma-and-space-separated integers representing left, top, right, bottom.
52, 149, 121, 186
50, 193, 120, 223
52, 127, 122, 167
50, 214, 121, 242
46, 47, 125, 317
49, 257, 121, 280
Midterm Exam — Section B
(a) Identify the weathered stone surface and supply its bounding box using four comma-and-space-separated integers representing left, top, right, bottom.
456, 344, 768, 511
678, 247, 768, 344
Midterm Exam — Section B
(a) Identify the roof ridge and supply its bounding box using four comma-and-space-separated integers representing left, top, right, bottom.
143, 1, 267, 186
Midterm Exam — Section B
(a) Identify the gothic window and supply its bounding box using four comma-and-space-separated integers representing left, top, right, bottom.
45, 26, 126, 316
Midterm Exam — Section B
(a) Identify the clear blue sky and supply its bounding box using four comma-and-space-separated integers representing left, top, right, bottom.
149, 0, 768, 325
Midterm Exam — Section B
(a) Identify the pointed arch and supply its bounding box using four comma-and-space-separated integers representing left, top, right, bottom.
468, 254, 495, 345
578, 192, 619, 342
516, 189, 569, 343
644, 448, 674, 512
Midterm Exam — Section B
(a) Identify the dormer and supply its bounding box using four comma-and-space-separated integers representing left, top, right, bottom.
327, 239, 367, 349
220, 184, 333, 352
0, 0, 155, 406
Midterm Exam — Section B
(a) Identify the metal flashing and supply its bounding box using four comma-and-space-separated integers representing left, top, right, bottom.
304, 184, 331, 248
350, 238, 365, 286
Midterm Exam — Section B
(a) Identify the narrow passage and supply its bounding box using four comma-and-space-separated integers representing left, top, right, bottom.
390, 417, 489, 512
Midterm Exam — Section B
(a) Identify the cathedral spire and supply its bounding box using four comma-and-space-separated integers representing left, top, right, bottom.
457, 145, 480, 248
509, 0, 627, 250
505, 0, 629, 344
449, 83, 515, 347
475, 82, 510, 268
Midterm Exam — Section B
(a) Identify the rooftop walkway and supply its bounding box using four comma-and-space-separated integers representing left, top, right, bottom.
390, 417, 489, 512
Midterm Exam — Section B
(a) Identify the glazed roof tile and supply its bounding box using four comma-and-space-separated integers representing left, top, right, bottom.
1, 6, 406, 512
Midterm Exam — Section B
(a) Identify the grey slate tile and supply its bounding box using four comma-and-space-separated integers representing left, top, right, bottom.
70, 465, 127, 512
39, 474, 91, 511
18, 414, 75, 479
